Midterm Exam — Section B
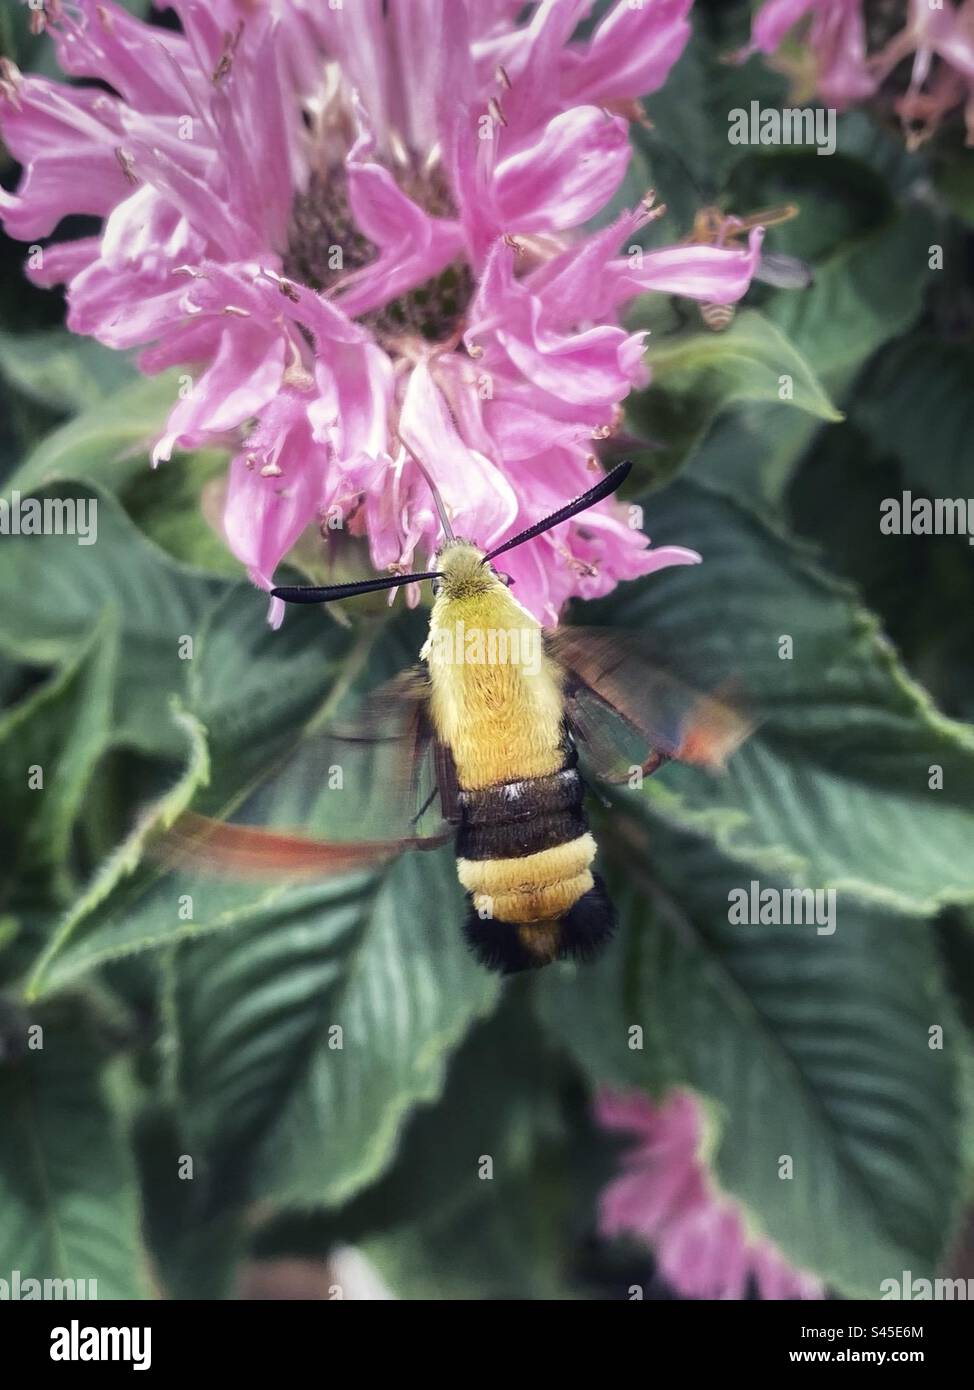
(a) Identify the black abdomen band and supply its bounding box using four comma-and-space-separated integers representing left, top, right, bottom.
456, 766, 586, 861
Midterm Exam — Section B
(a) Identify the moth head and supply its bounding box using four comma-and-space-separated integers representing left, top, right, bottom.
432, 541, 513, 602
270, 461, 630, 613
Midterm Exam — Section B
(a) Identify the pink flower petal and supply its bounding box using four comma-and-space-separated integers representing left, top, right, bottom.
604, 228, 765, 309
52, 0, 197, 114
750, 0, 819, 55
596, 1089, 826, 1302
222, 394, 324, 622
101, 185, 201, 275
469, 241, 642, 412
566, 0, 693, 106
311, 339, 393, 464
398, 361, 518, 549
153, 324, 285, 464
24, 236, 102, 289
495, 107, 630, 233
338, 157, 463, 317
0, 75, 131, 239
65, 259, 187, 347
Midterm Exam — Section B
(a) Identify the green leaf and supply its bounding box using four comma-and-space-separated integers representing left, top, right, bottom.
283, 986, 566, 1236
0, 483, 224, 757
538, 827, 965, 1298
357, 1155, 574, 1299
767, 210, 934, 388
168, 846, 498, 1211
252, 987, 578, 1300
7, 371, 182, 496
0, 611, 118, 900
682, 400, 821, 512
136, 1098, 248, 1300
123, 451, 242, 579
645, 309, 842, 417
634, 22, 789, 241
626, 149, 927, 506
933, 148, 974, 225
580, 478, 974, 914
787, 420, 974, 722
853, 335, 974, 498
725, 149, 894, 265
0, 330, 137, 415
187, 582, 364, 793
26, 704, 210, 1001
629, 310, 840, 488
4, 360, 243, 579
835, 111, 927, 199
0, 1014, 150, 1299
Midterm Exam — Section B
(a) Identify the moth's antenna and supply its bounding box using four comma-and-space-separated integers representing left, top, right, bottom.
482, 461, 633, 564
403, 442, 455, 542
272, 571, 443, 604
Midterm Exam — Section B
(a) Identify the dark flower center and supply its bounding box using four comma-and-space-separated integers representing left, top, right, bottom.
283, 164, 473, 344
283, 164, 376, 292
363, 261, 475, 343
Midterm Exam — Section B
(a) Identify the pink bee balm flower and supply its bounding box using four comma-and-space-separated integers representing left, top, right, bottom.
870, 0, 974, 147
744, 0, 974, 146
595, 1088, 825, 1301
742, 0, 876, 108
0, 0, 763, 626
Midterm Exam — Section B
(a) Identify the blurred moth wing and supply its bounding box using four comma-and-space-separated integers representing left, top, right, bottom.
154, 667, 457, 881
753, 251, 815, 291
547, 626, 753, 783
159, 813, 407, 880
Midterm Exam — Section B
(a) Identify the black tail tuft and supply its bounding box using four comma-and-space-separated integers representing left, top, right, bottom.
462, 910, 544, 975
557, 873, 617, 962
462, 876, 617, 975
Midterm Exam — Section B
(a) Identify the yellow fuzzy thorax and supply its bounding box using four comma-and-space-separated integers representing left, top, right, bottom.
421, 541, 566, 789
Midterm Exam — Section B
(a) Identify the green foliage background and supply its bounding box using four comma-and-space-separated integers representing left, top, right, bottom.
1, 2, 973, 1299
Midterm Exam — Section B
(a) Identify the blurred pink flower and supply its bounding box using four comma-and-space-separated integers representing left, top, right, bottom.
744, 0, 974, 146
595, 1088, 825, 1301
746, 0, 876, 107
0, 0, 763, 625
871, 0, 974, 146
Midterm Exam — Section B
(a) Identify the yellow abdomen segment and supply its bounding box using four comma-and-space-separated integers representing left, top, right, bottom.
458, 834, 596, 924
